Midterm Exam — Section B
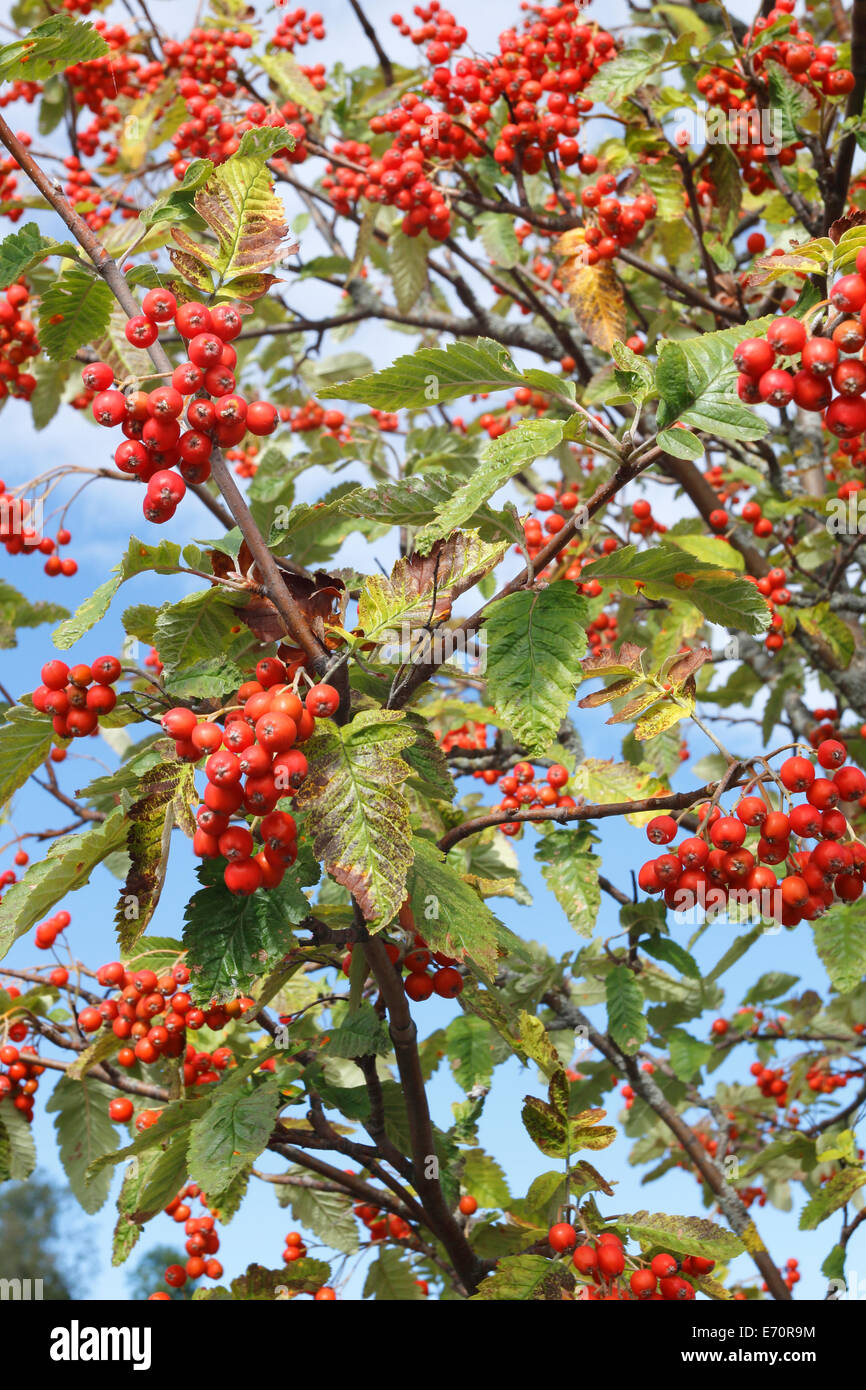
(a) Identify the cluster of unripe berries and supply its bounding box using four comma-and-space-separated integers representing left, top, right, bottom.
164, 658, 341, 895
639, 743, 866, 927
549, 1223, 714, 1300
84, 291, 280, 524
31, 655, 122, 745
77, 958, 252, 1084
734, 260, 866, 446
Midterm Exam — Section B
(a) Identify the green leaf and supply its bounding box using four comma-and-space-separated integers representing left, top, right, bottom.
281, 1174, 359, 1255
132, 1136, 191, 1223
324, 1001, 391, 1058
389, 226, 430, 313
0, 15, 109, 81
471, 1253, 561, 1300
247, 444, 296, 535
294, 708, 415, 928
611, 338, 654, 400
341, 472, 524, 548
580, 543, 771, 634
0, 221, 75, 288
797, 603, 855, 670
605, 965, 647, 1055
656, 319, 774, 442
666, 1027, 712, 1081
583, 34, 667, 105
657, 426, 704, 459
613, 1210, 744, 1261
799, 1169, 866, 1230
0, 705, 53, 812
183, 862, 310, 1002
0, 810, 128, 962
318, 336, 547, 409
253, 49, 327, 117
415, 418, 565, 553
640, 934, 700, 980
445, 1014, 496, 1092
741, 971, 800, 1006
767, 60, 815, 145
153, 587, 252, 697
813, 905, 866, 994
45, 1075, 119, 1214
0, 1102, 36, 1181
188, 1078, 283, 1195
484, 582, 589, 757
363, 1246, 425, 1301
534, 826, 601, 938
461, 1148, 510, 1208
570, 757, 669, 828
522, 1096, 616, 1157
112, 1162, 146, 1266
405, 836, 515, 976
38, 267, 113, 361
477, 212, 521, 268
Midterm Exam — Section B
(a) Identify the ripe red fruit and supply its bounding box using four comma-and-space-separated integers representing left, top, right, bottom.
597, 1243, 625, 1277
801, 337, 838, 377
831, 273, 866, 313
125, 315, 158, 347
142, 288, 177, 323
432, 966, 463, 998
305, 683, 340, 718
817, 739, 847, 769
458, 1194, 478, 1215
572, 1244, 598, 1273
732, 337, 774, 377
109, 1097, 134, 1122
548, 1222, 577, 1252
651, 1252, 677, 1278
758, 369, 793, 406
767, 316, 806, 356
224, 858, 264, 895
162, 707, 197, 739
779, 756, 815, 792
404, 972, 433, 1001
174, 302, 213, 338
710, 816, 746, 852
646, 815, 677, 845
630, 1268, 657, 1297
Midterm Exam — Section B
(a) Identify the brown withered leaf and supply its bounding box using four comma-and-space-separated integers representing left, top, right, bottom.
578, 674, 645, 709
666, 645, 713, 685
208, 544, 346, 643
828, 210, 866, 243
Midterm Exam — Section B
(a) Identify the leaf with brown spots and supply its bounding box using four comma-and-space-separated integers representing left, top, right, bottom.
115, 762, 191, 952
358, 532, 508, 641
170, 145, 294, 300
293, 708, 415, 927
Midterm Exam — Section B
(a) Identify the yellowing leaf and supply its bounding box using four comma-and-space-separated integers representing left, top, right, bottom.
557, 245, 626, 352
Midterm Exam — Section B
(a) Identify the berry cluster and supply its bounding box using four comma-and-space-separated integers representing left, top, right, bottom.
0, 1036, 44, 1122
31, 656, 122, 746
578, 178, 658, 264
165, 662, 340, 895
342, 928, 464, 1004
77, 958, 254, 1080
734, 259, 866, 451
147, 1182, 225, 1295
639, 744, 866, 927
560, 1226, 714, 1300
0, 280, 38, 402
492, 760, 575, 835
698, 2, 853, 197
0, 479, 77, 579
84, 292, 280, 524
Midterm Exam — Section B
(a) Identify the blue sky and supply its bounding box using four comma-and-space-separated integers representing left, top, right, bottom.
0, 0, 861, 1302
